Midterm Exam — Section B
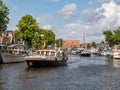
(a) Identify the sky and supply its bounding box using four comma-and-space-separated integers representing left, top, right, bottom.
2, 0, 120, 43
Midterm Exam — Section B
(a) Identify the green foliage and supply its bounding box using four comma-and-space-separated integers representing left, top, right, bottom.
17, 14, 39, 48
15, 14, 56, 49
100, 41, 105, 44
54, 39, 63, 48
113, 28, 120, 45
103, 27, 120, 46
87, 43, 91, 49
103, 30, 114, 46
13, 30, 22, 39
0, 0, 9, 31
103, 30, 113, 42
32, 31, 41, 49
91, 41, 97, 48
32, 28, 55, 49
45, 30, 55, 46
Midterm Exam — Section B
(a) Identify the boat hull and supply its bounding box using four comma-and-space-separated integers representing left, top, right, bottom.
80, 53, 91, 57
113, 45, 120, 59
113, 50, 120, 59
26, 60, 67, 67
24, 49, 68, 67
1, 53, 25, 64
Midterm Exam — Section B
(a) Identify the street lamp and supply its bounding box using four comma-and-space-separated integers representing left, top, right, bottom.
40, 34, 45, 49
41, 34, 44, 38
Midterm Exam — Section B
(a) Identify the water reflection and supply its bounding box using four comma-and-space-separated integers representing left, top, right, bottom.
67, 55, 109, 69
1, 55, 120, 90
25, 66, 67, 72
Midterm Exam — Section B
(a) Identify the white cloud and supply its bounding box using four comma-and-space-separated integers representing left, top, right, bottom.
55, 21, 105, 43
55, 21, 85, 42
36, 15, 53, 29
97, 0, 120, 5
82, 8, 103, 23
56, 1, 120, 43
81, 1, 120, 42
42, 24, 52, 30
97, 1, 119, 17
58, 3, 78, 19
96, 1, 120, 28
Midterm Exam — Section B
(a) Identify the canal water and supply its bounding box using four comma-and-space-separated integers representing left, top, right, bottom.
1, 55, 120, 90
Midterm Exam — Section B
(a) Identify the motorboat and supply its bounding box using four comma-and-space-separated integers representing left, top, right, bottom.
24, 49, 68, 67
0, 44, 27, 64
80, 49, 91, 57
113, 45, 120, 59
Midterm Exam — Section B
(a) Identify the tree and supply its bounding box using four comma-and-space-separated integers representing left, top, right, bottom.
55, 39, 63, 48
91, 41, 97, 48
13, 30, 22, 39
103, 30, 113, 42
32, 31, 41, 49
45, 29, 55, 46
17, 14, 39, 48
0, 0, 9, 31
112, 28, 120, 45
103, 27, 120, 46
16, 14, 56, 49
87, 43, 91, 49
32, 28, 56, 49
103, 30, 114, 46
100, 41, 105, 45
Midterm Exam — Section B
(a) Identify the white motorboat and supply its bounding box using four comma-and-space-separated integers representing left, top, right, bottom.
113, 45, 120, 59
1, 44, 27, 64
80, 49, 91, 57
24, 49, 68, 67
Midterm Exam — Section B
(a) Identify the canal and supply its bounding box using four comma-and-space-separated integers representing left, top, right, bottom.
0, 55, 120, 90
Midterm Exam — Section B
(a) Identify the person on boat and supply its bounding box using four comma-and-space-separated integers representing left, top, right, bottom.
24, 50, 29, 56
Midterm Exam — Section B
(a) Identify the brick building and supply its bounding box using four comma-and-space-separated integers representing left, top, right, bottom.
0, 30, 13, 45
81, 42, 93, 48
0, 30, 24, 45
62, 40, 80, 49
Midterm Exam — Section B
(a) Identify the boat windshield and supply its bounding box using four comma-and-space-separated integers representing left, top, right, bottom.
46, 51, 50, 55
51, 51, 56, 56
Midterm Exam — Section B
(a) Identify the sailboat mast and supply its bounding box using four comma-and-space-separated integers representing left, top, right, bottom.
83, 24, 88, 48
83, 31, 85, 43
